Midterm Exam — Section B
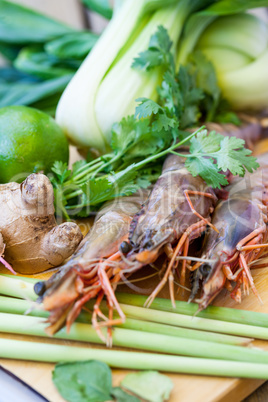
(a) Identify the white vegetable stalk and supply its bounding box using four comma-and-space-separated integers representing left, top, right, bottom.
194, 13, 268, 110
95, 2, 189, 139
56, 0, 200, 151
56, 0, 179, 151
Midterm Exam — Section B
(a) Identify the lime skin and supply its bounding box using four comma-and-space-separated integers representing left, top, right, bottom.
0, 106, 69, 183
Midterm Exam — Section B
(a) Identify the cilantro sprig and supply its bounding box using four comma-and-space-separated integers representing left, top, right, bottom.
51, 26, 258, 219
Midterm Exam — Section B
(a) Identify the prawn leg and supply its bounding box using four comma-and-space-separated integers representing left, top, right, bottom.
184, 190, 219, 233
145, 220, 207, 308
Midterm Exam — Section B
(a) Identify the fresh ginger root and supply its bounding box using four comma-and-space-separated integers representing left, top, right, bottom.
0, 173, 83, 274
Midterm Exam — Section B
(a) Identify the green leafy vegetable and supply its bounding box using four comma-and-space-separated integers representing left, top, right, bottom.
111, 387, 141, 402
0, 0, 99, 113
53, 360, 172, 402
45, 32, 99, 59
53, 360, 112, 402
82, 0, 113, 19
0, 0, 72, 44
121, 371, 174, 402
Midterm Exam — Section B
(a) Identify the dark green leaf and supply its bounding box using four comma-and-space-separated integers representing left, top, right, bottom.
14, 46, 75, 79
111, 387, 141, 402
52, 360, 112, 402
82, 0, 113, 19
0, 74, 72, 108
121, 371, 174, 402
46, 32, 99, 59
0, 42, 21, 61
0, 0, 73, 44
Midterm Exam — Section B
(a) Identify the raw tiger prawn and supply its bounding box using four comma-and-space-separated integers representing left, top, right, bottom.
190, 152, 268, 311
124, 152, 218, 307
35, 191, 149, 344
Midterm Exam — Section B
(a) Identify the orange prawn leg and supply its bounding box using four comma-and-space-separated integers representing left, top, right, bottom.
236, 226, 266, 251
239, 253, 263, 304
180, 237, 190, 290
222, 265, 243, 281
98, 263, 126, 326
242, 270, 250, 296
92, 291, 107, 344
183, 190, 219, 233
145, 220, 207, 308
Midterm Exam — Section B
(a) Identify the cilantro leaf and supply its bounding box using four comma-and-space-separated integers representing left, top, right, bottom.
132, 26, 173, 71
189, 129, 223, 154
135, 98, 162, 119
185, 156, 229, 189
51, 161, 71, 184
186, 130, 259, 188
81, 166, 139, 206
111, 115, 138, 153
152, 113, 177, 132
215, 136, 259, 175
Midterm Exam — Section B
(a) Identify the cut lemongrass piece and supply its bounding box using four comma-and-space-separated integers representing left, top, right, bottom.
116, 293, 268, 328
0, 313, 265, 364
0, 296, 252, 347
1, 338, 268, 379
0, 275, 36, 300
114, 304, 268, 340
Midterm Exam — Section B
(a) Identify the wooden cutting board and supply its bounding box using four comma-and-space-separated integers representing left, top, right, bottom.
1, 264, 268, 402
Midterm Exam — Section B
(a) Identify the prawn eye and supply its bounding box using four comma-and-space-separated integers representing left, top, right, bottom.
120, 241, 132, 254
34, 281, 46, 296
200, 264, 211, 278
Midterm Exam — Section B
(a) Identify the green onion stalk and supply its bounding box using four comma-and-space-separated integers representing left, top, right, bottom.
2, 337, 268, 379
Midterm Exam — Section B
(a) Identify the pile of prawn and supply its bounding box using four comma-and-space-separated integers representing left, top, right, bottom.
35, 117, 268, 345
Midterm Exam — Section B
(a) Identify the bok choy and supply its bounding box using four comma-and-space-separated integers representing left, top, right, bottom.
56, 0, 210, 151
56, 0, 268, 152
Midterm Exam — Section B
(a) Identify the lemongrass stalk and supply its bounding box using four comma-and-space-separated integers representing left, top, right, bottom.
0, 296, 251, 347
0, 275, 36, 300
0, 313, 265, 364
116, 293, 268, 328
114, 304, 268, 340
1, 338, 268, 379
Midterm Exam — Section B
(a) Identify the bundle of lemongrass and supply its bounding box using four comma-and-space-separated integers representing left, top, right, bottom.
1, 274, 268, 378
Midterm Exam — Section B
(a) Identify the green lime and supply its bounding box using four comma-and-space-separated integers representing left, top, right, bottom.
0, 106, 69, 183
